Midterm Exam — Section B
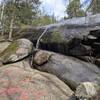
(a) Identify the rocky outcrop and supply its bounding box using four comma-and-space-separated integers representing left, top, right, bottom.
0, 61, 74, 100
75, 82, 100, 100
9, 15, 100, 67
37, 29, 100, 67
33, 50, 100, 90
0, 38, 33, 64
0, 14, 100, 100
0, 39, 100, 99
12, 14, 100, 42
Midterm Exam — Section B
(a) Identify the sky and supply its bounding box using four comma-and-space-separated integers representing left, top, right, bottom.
40, 0, 68, 20
40, 0, 91, 20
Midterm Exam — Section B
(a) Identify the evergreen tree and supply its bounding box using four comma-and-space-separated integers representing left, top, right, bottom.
32, 15, 56, 26
91, 0, 100, 14
1, 0, 40, 40
66, 0, 85, 18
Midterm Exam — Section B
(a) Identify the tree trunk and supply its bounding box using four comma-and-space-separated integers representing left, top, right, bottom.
9, 15, 14, 41
0, 2, 5, 36
8, 0, 16, 41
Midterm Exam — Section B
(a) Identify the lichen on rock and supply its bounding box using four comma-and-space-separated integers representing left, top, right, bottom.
75, 82, 100, 100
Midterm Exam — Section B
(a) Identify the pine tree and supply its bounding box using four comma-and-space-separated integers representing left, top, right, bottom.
1, 0, 40, 40
91, 0, 100, 14
66, 0, 85, 18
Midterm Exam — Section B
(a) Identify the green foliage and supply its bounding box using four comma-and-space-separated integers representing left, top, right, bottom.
32, 15, 56, 26
1, 0, 40, 31
42, 30, 64, 43
66, 0, 85, 18
0, 40, 19, 61
91, 0, 100, 14
51, 31, 63, 43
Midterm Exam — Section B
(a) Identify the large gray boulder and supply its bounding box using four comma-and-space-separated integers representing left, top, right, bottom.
0, 38, 34, 64
33, 50, 100, 90
0, 61, 74, 100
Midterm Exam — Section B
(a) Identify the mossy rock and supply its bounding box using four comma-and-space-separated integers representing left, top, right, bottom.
0, 38, 34, 63
42, 30, 64, 43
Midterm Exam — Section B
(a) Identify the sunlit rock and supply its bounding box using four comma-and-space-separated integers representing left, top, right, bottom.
0, 62, 74, 100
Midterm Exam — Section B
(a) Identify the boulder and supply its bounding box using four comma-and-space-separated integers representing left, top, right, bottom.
34, 50, 52, 65
33, 50, 100, 90
95, 59, 100, 66
92, 42, 100, 55
90, 30, 100, 37
69, 44, 92, 56
0, 61, 74, 100
93, 42, 100, 49
78, 56, 95, 63
75, 82, 100, 100
0, 38, 34, 64
87, 35, 97, 40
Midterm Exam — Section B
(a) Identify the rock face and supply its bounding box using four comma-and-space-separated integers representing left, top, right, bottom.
0, 39, 33, 64
75, 82, 100, 100
69, 44, 92, 57
0, 61, 74, 100
34, 50, 52, 65
33, 50, 100, 90
95, 59, 100, 66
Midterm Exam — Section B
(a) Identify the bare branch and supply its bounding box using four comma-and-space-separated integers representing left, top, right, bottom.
36, 27, 48, 49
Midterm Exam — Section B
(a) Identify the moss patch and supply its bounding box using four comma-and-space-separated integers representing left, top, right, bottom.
0, 40, 19, 61
42, 30, 64, 43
